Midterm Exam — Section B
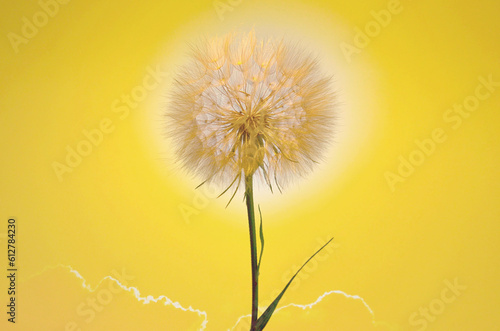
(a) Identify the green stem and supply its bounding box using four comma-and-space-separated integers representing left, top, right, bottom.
245, 175, 259, 330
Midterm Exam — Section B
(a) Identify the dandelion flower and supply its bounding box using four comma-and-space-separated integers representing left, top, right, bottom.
165, 31, 336, 331
167, 31, 335, 193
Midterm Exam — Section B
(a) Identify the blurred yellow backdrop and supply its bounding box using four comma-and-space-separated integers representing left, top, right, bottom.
1, 0, 499, 330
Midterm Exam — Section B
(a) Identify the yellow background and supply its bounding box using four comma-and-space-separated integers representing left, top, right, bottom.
1, 0, 499, 330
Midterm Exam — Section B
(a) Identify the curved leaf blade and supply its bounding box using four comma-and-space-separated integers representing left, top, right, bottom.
254, 237, 334, 331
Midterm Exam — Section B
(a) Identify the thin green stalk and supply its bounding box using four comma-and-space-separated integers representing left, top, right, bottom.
245, 175, 259, 330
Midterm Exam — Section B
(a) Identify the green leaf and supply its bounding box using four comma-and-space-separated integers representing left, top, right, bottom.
254, 238, 334, 331
257, 205, 264, 273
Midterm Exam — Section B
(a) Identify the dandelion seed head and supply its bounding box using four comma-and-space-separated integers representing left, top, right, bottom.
167, 31, 336, 193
